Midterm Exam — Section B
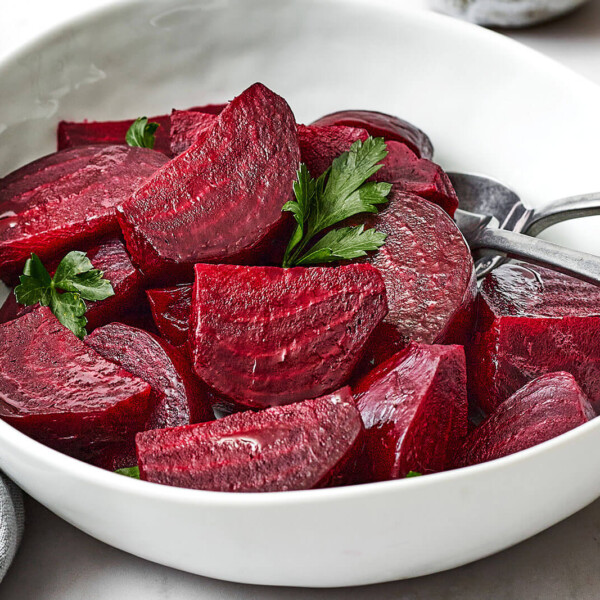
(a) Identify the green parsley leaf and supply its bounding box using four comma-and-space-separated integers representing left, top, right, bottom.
13, 251, 115, 339
282, 137, 391, 268
115, 466, 140, 479
406, 471, 422, 478
125, 117, 160, 149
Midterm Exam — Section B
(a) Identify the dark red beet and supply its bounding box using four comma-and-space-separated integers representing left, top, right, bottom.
353, 343, 468, 481
169, 110, 217, 155
468, 262, 600, 414
136, 387, 363, 492
355, 191, 476, 367
311, 109, 434, 159
190, 263, 387, 409
118, 83, 300, 280
0, 237, 144, 330
0, 307, 152, 455
86, 322, 212, 430
456, 372, 594, 467
374, 141, 458, 217
146, 284, 193, 347
0, 145, 168, 282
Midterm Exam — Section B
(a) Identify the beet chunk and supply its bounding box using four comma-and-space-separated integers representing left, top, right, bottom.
190, 263, 387, 409
0, 307, 152, 455
468, 262, 600, 414
311, 109, 434, 159
169, 110, 218, 155
136, 387, 363, 492
146, 284, 193, 348
353, 343, 468, 481
0, 145, 168, 282
457, 372, 594, 467
118, 83, 300, 280
355, 191, 476, 366
0, 238, 144, 330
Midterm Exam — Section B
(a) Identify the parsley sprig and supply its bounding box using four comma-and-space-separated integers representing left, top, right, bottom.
126, 117, 160, 149
282, 137, 391, 268
14, 252, 115, 339
115, 466, 140, 479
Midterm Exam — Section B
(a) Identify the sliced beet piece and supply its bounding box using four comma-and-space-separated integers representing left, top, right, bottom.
354, 191, 476, 367
190, 263, 387, 409
118, 83, 300, 280
374, 141, 458, 217
311, 109, 434, 159
86, 323, 213, 430
456, 372, 594, 467
0, 307, 153, 455
353, 343, 468, 482
136, 387, 363, 492
468, 262, 600, 414
146, 283, 193, 347
0, 237, 144, 330
169, 110, 218, 155
0, 145, 168, 282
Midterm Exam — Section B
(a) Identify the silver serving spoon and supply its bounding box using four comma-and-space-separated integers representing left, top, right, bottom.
449, 172, 600, 278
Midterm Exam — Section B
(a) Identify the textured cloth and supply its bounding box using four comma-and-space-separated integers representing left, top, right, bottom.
0, 474, 23, 582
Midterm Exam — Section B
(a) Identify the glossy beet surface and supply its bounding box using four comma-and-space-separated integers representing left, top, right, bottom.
146, 284, 193, 347
190, 263, 387, 408
169, 110, 218, 155
457, 372, 595, 467
356, 191, 476, 366
469, 262, 600, 414
136, 387, 362, 492
0, 145, 168, 282
0, 237, 144, 330
353, 343, 468, 481
0, 307, 152, 455
85, 323, 213, 430
118, 83, 300, 280
311, 109, 434, 159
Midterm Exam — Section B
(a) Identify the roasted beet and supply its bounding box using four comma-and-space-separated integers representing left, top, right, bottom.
353, 343, 468, 481
374, 141, 458, 216
118, 83, 300, 280
0, 145, 168, 282
311, 109, 434, 159
468, 262, 600, 414
0, 307, 152, 455
146, 284, 193, 347
169, 110, 217, 155
456, 372, 594, 467
0, 238, 144, 330
190, 263, 387, 409
355, 191, 476, 367
136, 387, 363, 492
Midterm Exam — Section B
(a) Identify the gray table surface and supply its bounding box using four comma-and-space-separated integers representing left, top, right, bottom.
2, 1, 600, 598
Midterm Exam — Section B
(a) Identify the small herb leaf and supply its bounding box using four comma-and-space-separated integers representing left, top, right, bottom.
126, 117, 160, 149
115, 466, 140, 479
406, 471, 422, 478
50, 289, 88, 340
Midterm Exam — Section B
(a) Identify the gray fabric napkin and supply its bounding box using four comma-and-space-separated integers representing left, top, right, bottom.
0, 474, 23, 582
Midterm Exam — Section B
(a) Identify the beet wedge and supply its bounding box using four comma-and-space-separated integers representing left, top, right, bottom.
353, 343, 468, 482
136, 387, 363, 492
456, 372, 595, 467
0, 145, 168, 282
0, 237, 144, 330
118, 83, 300, 280
354, 191, 476, 367
468, 262, 600, 414
146, 284, 193, 348
169, 110, 220, 155
0, 307, 153, 456
311, 109, 434, 159
85, 322, 213, 430
190, 263, 387, 409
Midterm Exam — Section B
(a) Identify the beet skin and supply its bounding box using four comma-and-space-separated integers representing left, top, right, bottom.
136, 387, 363, 492
190, 263, 387, 409
353, 343, 468, 481
457, 372, 595, 467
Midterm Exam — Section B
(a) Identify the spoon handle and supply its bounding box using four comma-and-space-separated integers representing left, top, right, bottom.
526, 192, 600, 237
474, 227, 600, 286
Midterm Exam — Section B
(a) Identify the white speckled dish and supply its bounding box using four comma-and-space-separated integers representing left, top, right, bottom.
1, 0, 600, 588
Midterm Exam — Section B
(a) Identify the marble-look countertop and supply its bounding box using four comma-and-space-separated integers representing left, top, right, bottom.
2, 1, 600, 598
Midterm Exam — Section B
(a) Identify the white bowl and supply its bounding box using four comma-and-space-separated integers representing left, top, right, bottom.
2, 0, 600, 588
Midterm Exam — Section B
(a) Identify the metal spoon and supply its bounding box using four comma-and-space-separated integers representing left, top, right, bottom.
448, 172, 600, 278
